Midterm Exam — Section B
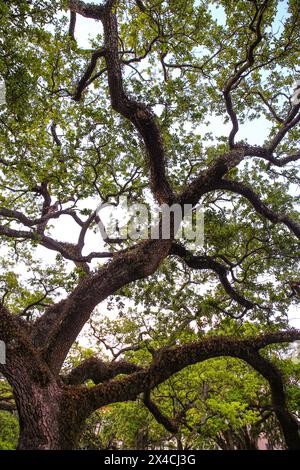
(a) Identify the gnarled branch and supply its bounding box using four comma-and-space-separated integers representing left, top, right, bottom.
64, 357, 142, 385
169, 243, 255, 310
214, 179, 300, 239
81, 330, 300, 449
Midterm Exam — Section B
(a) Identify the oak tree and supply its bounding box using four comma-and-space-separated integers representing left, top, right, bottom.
0, 0, 300, 449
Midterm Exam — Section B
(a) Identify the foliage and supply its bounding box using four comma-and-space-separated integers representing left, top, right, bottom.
0, 0, 299, 450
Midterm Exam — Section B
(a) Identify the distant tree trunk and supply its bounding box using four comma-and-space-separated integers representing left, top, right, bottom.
176, 437, 183, 450
135, 427, 149, 450
217, 427, 261, 450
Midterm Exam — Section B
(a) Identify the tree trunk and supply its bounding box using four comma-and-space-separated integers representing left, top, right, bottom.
0, 308, 87, 450
15, 382, 63, 450
176, 437, 183, 450
11, 372, 84, 450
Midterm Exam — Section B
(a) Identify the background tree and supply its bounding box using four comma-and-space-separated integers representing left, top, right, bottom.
75, 316, 299, 450
0, 0, 299, 450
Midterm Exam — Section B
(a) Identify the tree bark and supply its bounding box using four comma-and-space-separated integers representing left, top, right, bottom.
16, 382, 64, 450
14, 378, 87, 450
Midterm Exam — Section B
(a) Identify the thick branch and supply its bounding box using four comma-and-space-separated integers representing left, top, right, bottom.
30, 150, 263, 371
33, 239, 172, 373
0, 305, 52, 386
68, 0, 106, 20
64, 357, 142, 385
244, 351, 300, 450
178, 147, 246, 207
82, 330, 300, 449
241, 144, 300, 167
0, 304, 29, 345
72, 3, 174, 204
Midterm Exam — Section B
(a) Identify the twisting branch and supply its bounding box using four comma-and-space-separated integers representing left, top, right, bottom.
64, 357, 142, 385
70, 2, 174, 204
214, 179, 300, 239
143, 390, 179, 434
244, 351, 300, 450
0, 223, 112, 264
69, 11, 77, 41
74, 48, 106, 101
32, 238, 172, 373
242, 144, 300, 167
80, 330, 300, 449
267, 103, 300, 153
223, 0, 269, 147
169, 243, 255, 310
0, 206, 83, 229
178, 147, 246, 207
